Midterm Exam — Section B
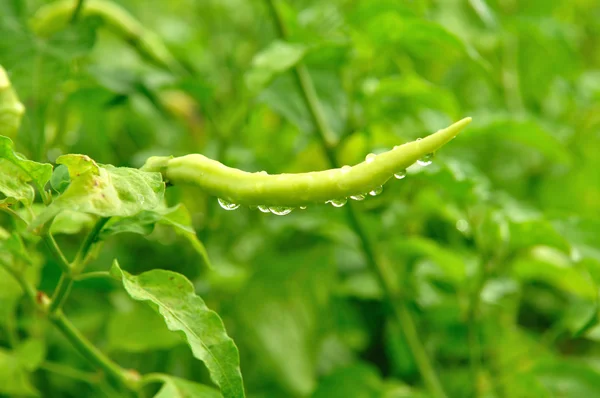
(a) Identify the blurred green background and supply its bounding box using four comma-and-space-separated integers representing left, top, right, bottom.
2, 0, 600, 397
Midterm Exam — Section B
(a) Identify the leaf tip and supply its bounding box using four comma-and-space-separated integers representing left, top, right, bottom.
109, 259, 124, 280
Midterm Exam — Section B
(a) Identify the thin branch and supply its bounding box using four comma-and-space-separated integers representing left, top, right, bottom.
41, 232, 71, 274
49, 273, 74, 314
70, 0, 86, 23
74, 271, 113, 282
0, 260, 38, 306
40, 360, 102, 385
48, 217, 110, 314
50, 311, 136, 391
264, 1, 447, 396
72, 217, 110, 274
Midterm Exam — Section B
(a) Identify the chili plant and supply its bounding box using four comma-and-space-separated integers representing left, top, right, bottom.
2, 1, 600, 398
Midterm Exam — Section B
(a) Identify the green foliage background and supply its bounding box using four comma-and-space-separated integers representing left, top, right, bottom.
2, 0, 600, 397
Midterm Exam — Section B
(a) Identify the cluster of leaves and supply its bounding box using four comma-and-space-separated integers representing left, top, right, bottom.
2, 0, 600, 397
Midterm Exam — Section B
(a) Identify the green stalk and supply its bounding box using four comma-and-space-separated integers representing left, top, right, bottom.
41, 231, 71, 274
41, 222, 74, 313
48, 217, 109, 314
70, 0, 85, 22
74, 271, 112, 281
40, 360, 101, 384
72, 217, 110, 274
0, 260, 37, 306
8, 220, 135, 393
264, 1, 447, 396
50, 311, 134, 390
0, 266, 133, 391
48, 273, 73, 313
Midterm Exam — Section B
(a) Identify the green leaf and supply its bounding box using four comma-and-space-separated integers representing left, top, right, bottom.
311, 363, 382, 398
512, 246, 596, 299
245, 40, 307, 92
0, 231, 38, 329
259, 71, 346, 137
0, 346, 39, 397
461, 117, 571, 165
32, 154, 164, 228
100, 204, 211, 268
145, 374, 222, 398
554, 217, 600, 264
234, 247, 335, 395
107, 296, 182, 353
367, 73, 460, 119
0, 11, 97, 100
50, 164, 70, 194
50, 210, 96, 235
0, 160, 35, 204
534, 360, 600, 397
392, 237, 468, 285
110, 261, 244, 398
0, 66, 25, 139
14, 339, 46, 372
0, 265, 23, 328
0, 135, 53, 204
561, 298, 599, 337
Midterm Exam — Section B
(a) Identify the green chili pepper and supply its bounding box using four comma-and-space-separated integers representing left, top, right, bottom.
142, 118, 472, 209
0, 66, 25, 139
31, 0, 184, 74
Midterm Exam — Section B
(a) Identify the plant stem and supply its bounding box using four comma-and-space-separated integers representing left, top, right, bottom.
264, 1, 447, 396
73, 217, 110, 274
345, 203, 447, 398
75, 271, 113, 281
6, 221, 136, 394
70, 0, 86, 23
48, 217, 109, 314
41, 232, 71, 274
467, 260, 488, 397
49, 273, 73, 314
0, 260, 37, 306
50, 311, 134, 390
40, 360, 101, 384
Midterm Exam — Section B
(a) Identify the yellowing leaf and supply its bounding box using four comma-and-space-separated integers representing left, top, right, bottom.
0, 136, 52, 205
32, 154, 164, 228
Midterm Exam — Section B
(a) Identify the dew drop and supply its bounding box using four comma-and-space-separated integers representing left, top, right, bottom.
417, 153, 433, 166
350, 194, 366, 201
456, 219, 470, 233
300, 206, 307, 210
269, 206, 293, 216
218, 198, 240, 210
394, 170, 407, 179
257, 205, 270, 213
369, 186, 383, 196
326, 198, 347, 207
365, 153, 376, 164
